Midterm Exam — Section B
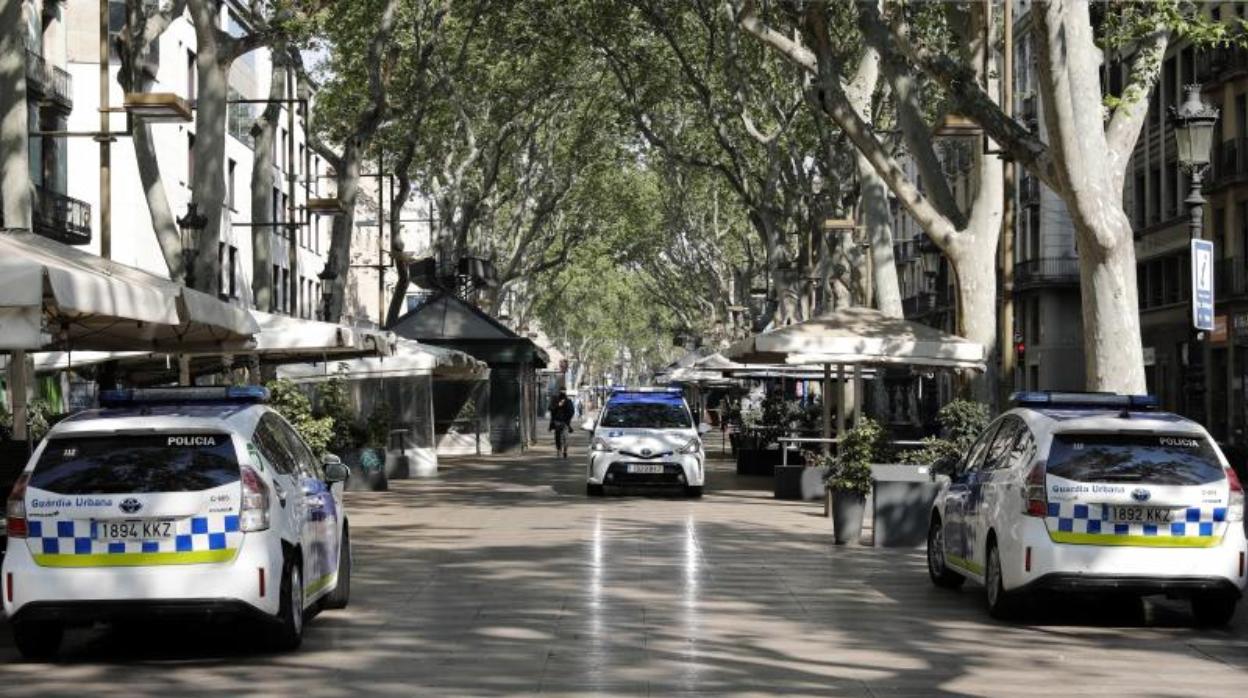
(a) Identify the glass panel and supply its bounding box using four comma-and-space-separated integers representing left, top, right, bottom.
1047, 433, 1225, 486
31, 434, 239, 494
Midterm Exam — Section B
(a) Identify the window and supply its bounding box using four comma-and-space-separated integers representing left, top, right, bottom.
271, 415, 322, 480
31, 434, 239, 494
297, 144, 305, 178
1183, 46, 1195, 85
272, 264, 282, 313
1166, 161, 1179, 219
187, 133, 195, 183
1006, 426, 1037, 472
282, 267, 291, 314
217, 243, 237, 300
226, 88, 255, 148
599, 400, 692, 429
1149, 167, 1161, 222
254, 416, 297, 475
272, 186, 283, 225
1163, 57, 1176, 109
227, 159, 236, 209
1135, 172, 1147, 227
984, 417, 1023, 471
228, 246, 238, 298
187, 50, 196, 102
1047, 433, 1224, 485
1238, 93, 1248, 140
959, 422, 1000, 476
1163, 255, 1180, 305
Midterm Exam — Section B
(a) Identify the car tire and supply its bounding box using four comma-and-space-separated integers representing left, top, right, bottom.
986, 542, 1022, 621
685, 485, 703, 498
927, 517, 965, 589
269, 558, 304, 651
322, 527, 352, 611
1191, 593, 1238, 627
12, 621, 62, 661
586, 484, 604, 497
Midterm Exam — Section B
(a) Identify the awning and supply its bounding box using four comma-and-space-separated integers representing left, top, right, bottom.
278, 338, 487, 382
725, 306, 986, 371
0, 230, 259, 351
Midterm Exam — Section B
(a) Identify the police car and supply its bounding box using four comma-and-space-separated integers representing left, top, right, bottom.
583, 388, 709, 497
926, 391, 1248, 625
1, 387, 352, 658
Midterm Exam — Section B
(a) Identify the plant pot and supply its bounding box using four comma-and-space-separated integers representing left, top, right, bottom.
736, 447, 782, 476
831, 489, 866, 545
773, 464, 804, 499
343, 447, 389, 492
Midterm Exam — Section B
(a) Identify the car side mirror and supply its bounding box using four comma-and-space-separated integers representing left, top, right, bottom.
322, 454, 349, 483
697, 423, 712, 434
930, 453, 959, 477
581, 419, 596, 432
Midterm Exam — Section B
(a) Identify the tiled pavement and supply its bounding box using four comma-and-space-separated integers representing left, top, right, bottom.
3, 432, 1248, 696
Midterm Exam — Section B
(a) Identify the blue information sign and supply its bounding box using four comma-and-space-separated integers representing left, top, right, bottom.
1192, 238, 1215, 332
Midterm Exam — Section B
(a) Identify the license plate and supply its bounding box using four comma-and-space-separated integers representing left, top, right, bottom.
95, 519, 174, 541
627, 464, 665, 474
1106, 506, 1176, 524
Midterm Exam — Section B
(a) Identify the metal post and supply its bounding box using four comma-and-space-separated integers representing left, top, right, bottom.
98, 0, 111, 259
822, 363, 832, 454
835, 364, 846, 452
853, 364, 863, 428
286, 67, 298, 317
998, 0, 1016, 411
378, 154, 386, 325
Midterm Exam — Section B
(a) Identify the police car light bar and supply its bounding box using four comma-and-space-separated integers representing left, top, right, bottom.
610, 387, 683, 394
100, 386, 270, 407
1010, 391, 1159, 410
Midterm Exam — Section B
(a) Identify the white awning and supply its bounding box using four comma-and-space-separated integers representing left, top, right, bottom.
277, 338, 486, 381
725, 306, 986, 371
0, 231, 259, 351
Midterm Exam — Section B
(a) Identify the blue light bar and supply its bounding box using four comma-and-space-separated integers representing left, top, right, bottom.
100, 386, 270, 407
1010, 391, 1159, 410
611, 387, 683, 394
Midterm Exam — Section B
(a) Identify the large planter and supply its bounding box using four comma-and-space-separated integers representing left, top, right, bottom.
831, 489, 867, 545
772, 453, 809, 499
343, 447, 388, 492
736, 447, 783, 476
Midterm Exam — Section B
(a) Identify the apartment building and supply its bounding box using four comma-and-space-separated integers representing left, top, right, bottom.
57, 1, 331, 321
12, 0, 90, 245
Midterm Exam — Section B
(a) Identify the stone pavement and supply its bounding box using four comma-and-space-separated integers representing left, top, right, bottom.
2, 431, 1248, 696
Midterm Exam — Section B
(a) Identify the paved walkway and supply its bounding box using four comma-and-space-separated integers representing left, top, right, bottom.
3, 432, 1248, 696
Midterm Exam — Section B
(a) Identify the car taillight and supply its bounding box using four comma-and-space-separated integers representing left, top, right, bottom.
1022, 462, 1047, 517
239, 466, 270, 532
1226, 466, 1244, 522
5, 472, 29, 538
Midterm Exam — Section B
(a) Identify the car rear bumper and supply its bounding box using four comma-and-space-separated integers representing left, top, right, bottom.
1, 532, 281, 620
1017, 573, 1242, 597
7, 598, 275, 627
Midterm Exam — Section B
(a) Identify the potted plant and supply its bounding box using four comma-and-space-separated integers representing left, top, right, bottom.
345, 401, 391, 491
824, 418, 885, 545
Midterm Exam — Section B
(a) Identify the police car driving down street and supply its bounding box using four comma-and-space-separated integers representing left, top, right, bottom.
584, 388, 710, 497
2, 386, 352, 659
926, 391, 1248, 625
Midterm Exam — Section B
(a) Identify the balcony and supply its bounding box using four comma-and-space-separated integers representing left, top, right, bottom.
901, 288, 952, 318
25, 49, 73, 112
1014, 257, 1080, 289
1196, 44, 1248, 88
33, 187, 91, 245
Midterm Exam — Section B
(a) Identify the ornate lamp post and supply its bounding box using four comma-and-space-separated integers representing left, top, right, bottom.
1171, 84, 1220, 241
176, 202, 207, 288
1170, 84, 1219, 425
318, 263, 338, 322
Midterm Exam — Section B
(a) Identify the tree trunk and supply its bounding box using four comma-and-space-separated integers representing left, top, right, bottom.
325, 146, 362, 322
249, 57, 284, 312
1074, 213, 1147, 393
859, 156, 902, 318
949, 230, 998, 401
188, 1, 231, 296
0, 0, 31, 229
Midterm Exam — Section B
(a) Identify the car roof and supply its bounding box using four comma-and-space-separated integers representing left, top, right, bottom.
1009, 406, 1209, 439
50, 404, 269, 439
606, 391, 686, 406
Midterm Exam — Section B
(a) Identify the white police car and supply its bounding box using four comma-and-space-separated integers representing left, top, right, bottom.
926, 391, 1248, 625
2, 387, 352, 658
584, 388, 709, 497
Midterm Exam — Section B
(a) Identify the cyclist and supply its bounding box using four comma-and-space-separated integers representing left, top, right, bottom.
549, 391, 576, 458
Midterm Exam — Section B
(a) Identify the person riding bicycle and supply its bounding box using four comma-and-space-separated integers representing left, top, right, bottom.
549, 391, 576, 458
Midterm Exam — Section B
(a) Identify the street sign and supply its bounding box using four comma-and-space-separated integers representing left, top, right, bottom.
1192, 238, 1215, 331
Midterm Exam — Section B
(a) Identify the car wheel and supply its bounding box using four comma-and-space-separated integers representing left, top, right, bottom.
12, 621, 62, 661
685, 485, 703, 498
269, 558, 304, 651
322, 527, 352, 610
1191, 593, 1238, 627
586, 484, 604, 497
986, 542, 1022, 620
927, 517, 964, 589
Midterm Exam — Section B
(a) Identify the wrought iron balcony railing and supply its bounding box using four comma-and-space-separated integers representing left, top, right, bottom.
33, 187, 91, 245
1014, 257, 1080, 287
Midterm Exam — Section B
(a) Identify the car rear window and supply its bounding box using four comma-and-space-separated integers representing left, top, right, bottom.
600, 402, 692, 429
30, 434, 240, 494
1046, 433, 1224, 486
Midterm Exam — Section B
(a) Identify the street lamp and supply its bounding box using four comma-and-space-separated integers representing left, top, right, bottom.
176, 202, 207, 287
318, 263, 338, 322
1171, 84, 1220, 241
